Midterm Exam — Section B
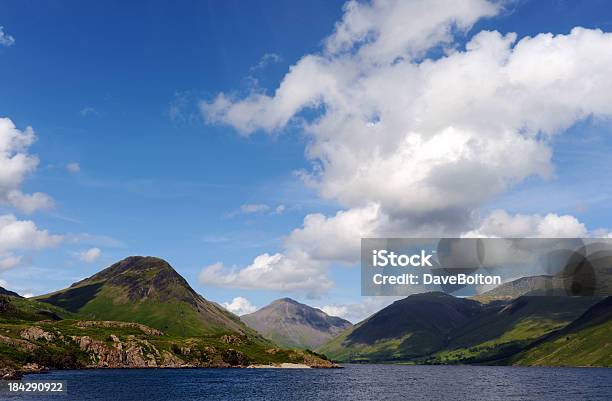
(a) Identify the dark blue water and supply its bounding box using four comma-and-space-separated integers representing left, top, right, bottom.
5, 364, 612, 401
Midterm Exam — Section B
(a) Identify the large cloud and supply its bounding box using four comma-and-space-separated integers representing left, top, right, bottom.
0, 118, 54, 213
200, 0, 612, 294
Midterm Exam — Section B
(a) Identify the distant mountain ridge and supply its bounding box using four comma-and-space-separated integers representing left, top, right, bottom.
0, 287, 22, 298
242, 297, 352, 349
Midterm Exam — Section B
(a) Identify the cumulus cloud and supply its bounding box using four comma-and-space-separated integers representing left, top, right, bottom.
199, 250, 331, 296
222, 297, 258, 315
200, 0, 612, 294
0, 214, 63, 269
0, 27, 15, 47
0, 118, 54, 213
77, 247, 102, 263
465, 210, 589, 238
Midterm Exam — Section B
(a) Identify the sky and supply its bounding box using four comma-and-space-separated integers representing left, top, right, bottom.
2, 0, 612, 322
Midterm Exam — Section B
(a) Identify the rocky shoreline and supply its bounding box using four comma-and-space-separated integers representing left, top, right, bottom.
1, 321, 339, 380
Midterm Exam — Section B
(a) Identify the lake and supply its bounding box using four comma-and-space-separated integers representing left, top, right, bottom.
5, 364, 612, 401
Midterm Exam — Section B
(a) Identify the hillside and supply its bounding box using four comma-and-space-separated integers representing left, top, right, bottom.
0, 295, 335, 379
0, 287, 22, 298
1, 257, 338, 378
427, 296, 600, 364
512, 296, 612, 367
472, 276, 565, 303
319, 292, 482, 362
241, 298, 352, 349
35, 256, 248, 337
319, 292, 601, 364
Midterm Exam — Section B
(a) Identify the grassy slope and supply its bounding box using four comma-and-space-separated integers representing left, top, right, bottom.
426, 296, 600, 364
512, 297, 612, 367
34, 257, 253, 337
319, 295, 602, 364
319, 293, 483, 362
0, 295, 331, 372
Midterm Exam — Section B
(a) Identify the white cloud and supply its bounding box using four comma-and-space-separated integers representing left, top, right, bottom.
66, 162, 81, 173
320, 305, 348, 318
275, 204, 286, 214
0, 118, 54, 213
201, 0, 612, 294
77, 247, 102, 263
0, 214, 63, 250
320, 296, 403, 323
222, 297, 258, 315
241, 203, 270, 214
0, 254, 21, 270
0, 214, 62, 270
6, 191, 54, 214
251, 53, 283, 71
465, 209, 589, 238
0, 27, 15, 47
200, 250, 332, 296
79, 107, 98, 117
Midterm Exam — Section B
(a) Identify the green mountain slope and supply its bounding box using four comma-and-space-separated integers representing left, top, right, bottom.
241, 298, 352, 350
512, 297, 612, 367
319, 292, 482, 362
0, 294, 335, 378
319, 292, 601, 364
35, 256, 252, 337
427, 296, 600, 364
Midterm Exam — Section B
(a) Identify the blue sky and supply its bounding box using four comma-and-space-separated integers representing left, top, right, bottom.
2, 0, 612, 321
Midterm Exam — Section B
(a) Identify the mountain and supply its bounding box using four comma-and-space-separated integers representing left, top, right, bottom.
35, 256, 251, 336
427, 295, 600, 364
241, 298, 352, 349
0, 287, 22, 298
319, 292, 601, 364
472, 276, 565, 303
1, 257, 337, 378
319, 292, 483, 361
513, 296, 612, 366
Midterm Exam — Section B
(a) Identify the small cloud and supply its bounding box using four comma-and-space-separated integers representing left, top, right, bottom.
167, 91, 201, 125
241, 203, 271, 214
202, 235, 230, 244
0, 26, 15, 47
321, 305, 348, 318
222, 297, 257, 315
77, 247, 102, 263
275, 204, 286, 214
66, 233, 125, 248
250, 53, 282, 71
80, 107, 99, 117
66, 162, 81, 173
0, 254, 22, 270
6, 190, 54, 214
22, 293, 33, 298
